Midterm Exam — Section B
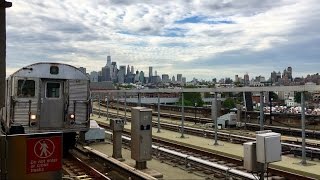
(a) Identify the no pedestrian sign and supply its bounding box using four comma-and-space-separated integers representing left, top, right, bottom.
26, 136, 62, 174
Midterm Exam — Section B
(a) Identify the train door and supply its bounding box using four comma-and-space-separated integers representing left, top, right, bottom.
40, 80, 64, 128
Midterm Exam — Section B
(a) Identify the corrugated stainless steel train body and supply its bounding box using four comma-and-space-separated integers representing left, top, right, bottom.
0, 62, 90, 134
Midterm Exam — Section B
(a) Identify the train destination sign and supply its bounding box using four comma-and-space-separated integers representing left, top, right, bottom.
26, 136, 62, 174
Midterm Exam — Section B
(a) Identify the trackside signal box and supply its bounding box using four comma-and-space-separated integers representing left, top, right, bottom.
131, 107, 152, 162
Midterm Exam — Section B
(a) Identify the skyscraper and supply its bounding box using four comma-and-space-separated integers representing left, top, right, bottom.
107, 55, 111, 66
177, 74, 182, 82
162, 74, 169, 83
148, 66, 153, 83
244, 73, 249, 86
118, 66, 126, 83
131, 66, 134, 74
127, 65, 130, 75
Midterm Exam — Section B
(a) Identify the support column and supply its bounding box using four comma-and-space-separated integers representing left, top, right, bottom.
259, 91, 264, 131
301, 92, 307, 165
180, 92, 185, 138
124, 92, 127, 124
213, 92, 218, 145
157, 93, 161, 133
0, 1, 11, 109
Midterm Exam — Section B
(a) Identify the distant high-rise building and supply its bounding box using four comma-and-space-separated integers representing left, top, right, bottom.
148, 66, 153, 83
139, 71, 145, 83
127, 65, 130, 75
90, 71, 98, 82
162, 74, 170, 83
111, 62, 117, 82
271, 71, 277, 83
102, 67, 111, 81
235, 75, 239, 83
118, 66, 126, 83
182, 77, 186, 84
107, 55, 111, 66
79, 67, 86, 74
244, 73, 250, 86
131, 66, 134, 74
287, 66, 293, 81
177, 74, 182, 82
172, 76, 175, 82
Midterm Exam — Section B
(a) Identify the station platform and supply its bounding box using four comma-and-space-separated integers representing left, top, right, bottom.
91, 111, 320, 179
89, 141, 203, 179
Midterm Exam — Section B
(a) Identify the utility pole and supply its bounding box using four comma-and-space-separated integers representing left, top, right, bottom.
0, 0, 12, 108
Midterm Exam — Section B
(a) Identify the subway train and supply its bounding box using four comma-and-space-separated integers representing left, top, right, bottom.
0, 62, 90, 151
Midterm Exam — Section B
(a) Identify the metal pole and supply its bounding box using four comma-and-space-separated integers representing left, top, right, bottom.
138, 93, 141, 106
301, 92, 307, 165
194, 103, 197, 124
106, 97, 109, 120
259, 91, 264, 131
269, 91, 272, 125
157, 93, 161, 133
180, 92, 185, 138
0, 1, 11, 109
117, 93, 119, 118
214, 92, 218, 145
124, 92, 127, 124
98, 95, 101, 118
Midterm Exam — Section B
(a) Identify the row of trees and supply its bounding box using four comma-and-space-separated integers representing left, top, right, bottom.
178, 91, 306, 109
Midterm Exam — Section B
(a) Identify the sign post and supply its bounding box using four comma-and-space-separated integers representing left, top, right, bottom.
0, 132, 62, 180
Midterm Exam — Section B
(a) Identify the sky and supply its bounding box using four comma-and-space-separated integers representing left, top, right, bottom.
5, 0, 320, 81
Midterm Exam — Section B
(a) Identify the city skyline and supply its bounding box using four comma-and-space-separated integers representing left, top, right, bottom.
5, 1, 320, 80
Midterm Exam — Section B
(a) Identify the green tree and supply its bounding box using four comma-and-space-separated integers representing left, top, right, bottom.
223, 97, 236, 109
178, 92, 204, 107
294, 92, 311, 103
269, 91, 279, 101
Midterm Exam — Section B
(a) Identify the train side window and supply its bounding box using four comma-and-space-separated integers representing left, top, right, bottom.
46, 82, 60, 98
17, 80, 35, 97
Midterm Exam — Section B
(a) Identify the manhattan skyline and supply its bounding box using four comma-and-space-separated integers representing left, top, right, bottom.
5, 0, 320, 80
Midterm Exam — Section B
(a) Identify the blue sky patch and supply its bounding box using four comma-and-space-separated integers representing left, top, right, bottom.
175, 15, 235, 24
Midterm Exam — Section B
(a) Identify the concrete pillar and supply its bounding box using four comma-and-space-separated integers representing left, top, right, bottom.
259, 91, 264, 131
157, 93, 161, 133
180, 92, 185, 138
301, 92, 307, 165
110, 119, 124, 161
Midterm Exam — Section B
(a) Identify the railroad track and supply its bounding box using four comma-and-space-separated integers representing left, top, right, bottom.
63, 149, 110, 180
92, 108, 320, 160
98, 102, 320, 140
100, 126, 316, 180
63, 145, 157, 180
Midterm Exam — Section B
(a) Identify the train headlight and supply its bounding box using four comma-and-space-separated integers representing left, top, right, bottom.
30, 114, 36, 120
70, 114, 75, 119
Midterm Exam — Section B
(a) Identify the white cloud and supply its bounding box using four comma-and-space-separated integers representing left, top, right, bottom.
4, 0, 320, 80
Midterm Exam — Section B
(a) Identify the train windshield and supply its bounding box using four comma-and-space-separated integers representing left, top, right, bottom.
17, 80, 35, 97
46, 82, 60, 98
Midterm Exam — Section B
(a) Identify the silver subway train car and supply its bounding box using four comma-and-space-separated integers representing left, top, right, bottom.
0, 63, 90, 150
